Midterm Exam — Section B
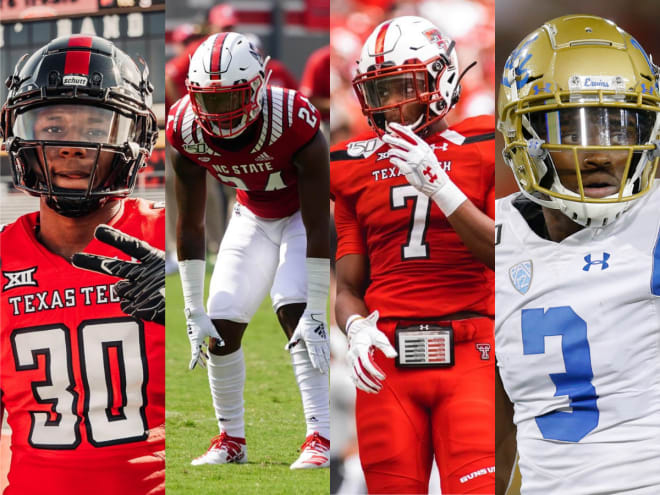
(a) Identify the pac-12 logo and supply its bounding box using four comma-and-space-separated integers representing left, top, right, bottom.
3, 267, 38, 291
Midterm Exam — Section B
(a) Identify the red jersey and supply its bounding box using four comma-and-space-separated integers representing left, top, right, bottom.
0, 198, 165, 495
167, 87, 320, 219
331, 116, 495, 319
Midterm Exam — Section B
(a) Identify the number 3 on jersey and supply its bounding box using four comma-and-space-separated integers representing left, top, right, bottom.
521, 306, 599, 442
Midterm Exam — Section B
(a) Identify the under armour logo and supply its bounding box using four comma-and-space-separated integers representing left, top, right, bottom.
583, 252, 610, 271
423, 166, 438, 183
419, 324, 430, 330
475, 343, 491, 360
431, 142, 448, 152
3, 267, 38, 290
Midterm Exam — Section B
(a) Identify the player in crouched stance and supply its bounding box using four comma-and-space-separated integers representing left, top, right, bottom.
332, 16, 495, 494
166, 32, 330, 469
0, 35, 164, 495
495, 15, 660, 495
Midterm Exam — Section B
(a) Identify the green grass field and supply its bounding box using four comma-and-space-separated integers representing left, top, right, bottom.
165, 273, 330, 494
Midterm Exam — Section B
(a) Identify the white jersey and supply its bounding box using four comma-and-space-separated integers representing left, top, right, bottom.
495, 183, 660, 495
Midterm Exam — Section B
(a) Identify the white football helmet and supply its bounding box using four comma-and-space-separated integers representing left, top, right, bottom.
353, 16, 462, 136
186, 32, 269, 138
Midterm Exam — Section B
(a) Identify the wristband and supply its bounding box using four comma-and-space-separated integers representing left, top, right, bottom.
431, 180, 468, 217
179, 259, 206, 311
305, 257, 330, 313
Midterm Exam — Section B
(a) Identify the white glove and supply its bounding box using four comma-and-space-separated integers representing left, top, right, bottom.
346, 310, 398, 394
185, 307, 224, 370
382, 122, 467, 216
286, 310, 330, 374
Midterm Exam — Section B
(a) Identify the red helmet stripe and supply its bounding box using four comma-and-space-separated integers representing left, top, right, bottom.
210, 33, 229, 80
374, 21, 391, 65
64, 36, 93, 75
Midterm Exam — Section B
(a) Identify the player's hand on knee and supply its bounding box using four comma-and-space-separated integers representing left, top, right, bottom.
346, 310, 397, 394
72, 224, 165, 325
185, 308, 224, 370
286, 310, 330, 374
383, 123, 466, 216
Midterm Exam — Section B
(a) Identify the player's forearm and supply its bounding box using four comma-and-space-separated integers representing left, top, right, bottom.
304, 220, 330, 259
335, 288, 369, 333
176, 221, 206, 261
298, 171, 330, 259
295, 130, 330, 259
496, 369, 517, 495
447, 200, 495, 270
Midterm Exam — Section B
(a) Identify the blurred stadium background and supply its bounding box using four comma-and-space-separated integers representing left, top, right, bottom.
0, 0, 166, 225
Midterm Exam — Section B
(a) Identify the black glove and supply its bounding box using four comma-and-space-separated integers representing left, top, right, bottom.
72, 224, 165, 325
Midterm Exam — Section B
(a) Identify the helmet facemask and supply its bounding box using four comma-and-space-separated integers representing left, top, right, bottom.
354, 57, 450, 135
7, 103, 145, 217
503, 93, 660, 227
187, 74, 265, 138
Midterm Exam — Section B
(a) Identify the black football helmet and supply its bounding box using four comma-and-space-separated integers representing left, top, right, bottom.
0, 35, 158, 217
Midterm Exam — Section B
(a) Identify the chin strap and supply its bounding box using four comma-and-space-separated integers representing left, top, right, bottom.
450, 60, 477, 107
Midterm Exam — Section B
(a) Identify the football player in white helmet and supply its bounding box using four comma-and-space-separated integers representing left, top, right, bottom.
352, 16, 465, 138
496, 15, 660, 495
167, 32, 331, 469
332, 15, 495, 494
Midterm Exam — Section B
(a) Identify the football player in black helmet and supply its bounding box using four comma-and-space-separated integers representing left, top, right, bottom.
0, 35, 165, 495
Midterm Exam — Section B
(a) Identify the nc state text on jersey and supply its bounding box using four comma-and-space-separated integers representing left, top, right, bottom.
6, 284, 122, 316
212, 162, 274, 175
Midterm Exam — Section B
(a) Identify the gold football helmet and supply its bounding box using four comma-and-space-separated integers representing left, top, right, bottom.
498, 15, 660, 226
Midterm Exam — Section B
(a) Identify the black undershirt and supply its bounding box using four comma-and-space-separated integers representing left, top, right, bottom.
511, 194, 552, 240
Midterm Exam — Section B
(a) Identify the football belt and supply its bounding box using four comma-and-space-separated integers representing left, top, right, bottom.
395, 323, 454, 368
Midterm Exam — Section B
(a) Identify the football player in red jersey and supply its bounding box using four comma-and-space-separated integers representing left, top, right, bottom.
166, 32, 330, 469
332, 16, 495, 494
0, 35, 165, 495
